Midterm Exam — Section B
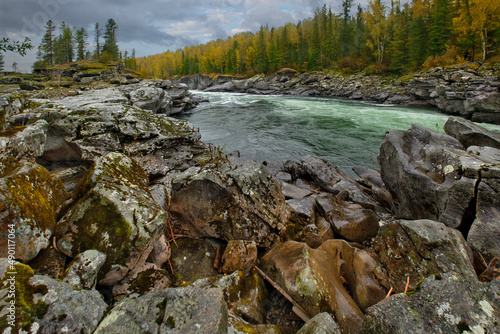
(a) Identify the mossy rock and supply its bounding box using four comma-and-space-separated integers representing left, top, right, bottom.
0, 163, 67, 262
0, 263, 48, 333
56, 152, 168, 285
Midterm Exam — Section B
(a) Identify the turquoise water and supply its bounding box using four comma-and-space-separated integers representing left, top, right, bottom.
178, 91, 500, 176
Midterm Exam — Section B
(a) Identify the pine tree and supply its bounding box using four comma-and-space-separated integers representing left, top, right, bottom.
340, 0, 353, 57
40, 20, 55, 65
75, 27, 88, 60
94, 23, 102, 59
102, 18, 119, 61
429, 0, 453, 56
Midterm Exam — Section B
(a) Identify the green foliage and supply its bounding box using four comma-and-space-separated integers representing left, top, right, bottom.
102, 18, 119, 61
0, 37, 33, 56
137, 0, 500, 78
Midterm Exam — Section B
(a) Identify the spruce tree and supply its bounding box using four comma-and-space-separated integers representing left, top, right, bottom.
0, 53, 4, 71
54, 22, 74, 63
40, 20, 55, 65
103, 18, 119, 60
75, 27, 88, 60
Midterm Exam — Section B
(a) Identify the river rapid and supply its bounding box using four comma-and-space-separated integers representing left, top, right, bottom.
178, 91, 500, 177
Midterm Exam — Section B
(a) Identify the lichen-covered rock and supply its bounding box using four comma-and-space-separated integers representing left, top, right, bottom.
94, 286, 228, 334
56, 152, 169, 285
112, 263, 170, 299
372, 219, 475, 293
146, 234, 171, 267
128, 85, 166, 112
62, 249, 106, 289
170, 159, 289, 247
362, 274, 500, 334
260, 240, 365, 334
0, 261, 107, 334
222, 240, 258, 274
0, 163, 67, 262
0, 120, 47, 177
379, 123, 485, 228
297, 312, 341, 334
228, 312, 281, 334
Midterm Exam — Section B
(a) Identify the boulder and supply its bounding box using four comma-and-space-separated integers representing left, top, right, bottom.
28, 247, 67, 279
56, 152, 169, 285
194, 270, 269, 324
169, 160, 289, 247
297, 312, 341, 334
62, 249, 107, 289
0, 261, 107, 334
315, 194, 379, 243
0, 120, 48, 177
444, 116, 500, 149
297, 155, 380, 210
260, 240, 387, 333
94, 286, 228, 334
222, 240, 258, 274
128, 85, 165, 112
372, 219, 476, 293
0, 163, 67, 262
112, 263, 170, 299
362, 274, 500, 334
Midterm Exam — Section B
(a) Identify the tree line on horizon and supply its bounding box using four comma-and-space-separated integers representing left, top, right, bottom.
33, 18, 137, 71
137, 0, 500, 78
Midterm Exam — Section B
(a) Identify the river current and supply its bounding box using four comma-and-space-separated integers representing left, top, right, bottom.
178, 91, 500, 177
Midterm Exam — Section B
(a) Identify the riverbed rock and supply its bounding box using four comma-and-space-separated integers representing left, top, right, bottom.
169, 159, 289, 247
260, 240, 366, 334
56, 152, 169, 285
444, 116, 500, 149
62, 249, 107, 290
0, 162, 67, 262
362, 273, 500, 334
372, 219, 476, 293
315, 194, 379, 243
297, 155, 381, 210
94, 286, 228, 334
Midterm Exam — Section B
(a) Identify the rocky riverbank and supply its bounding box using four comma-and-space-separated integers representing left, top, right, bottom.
0, 70, 499, 333
179, 64, 500, 125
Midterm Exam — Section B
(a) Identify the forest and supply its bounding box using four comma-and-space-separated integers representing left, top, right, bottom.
136, 0, 500, 78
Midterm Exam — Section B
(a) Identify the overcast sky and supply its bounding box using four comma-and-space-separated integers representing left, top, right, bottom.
0, 0, 359, 72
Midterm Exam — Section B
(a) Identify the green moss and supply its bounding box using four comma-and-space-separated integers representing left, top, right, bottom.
234, 323, 259, 334
1, 165, 63, 231
165, 316, 176, 329
0, 263, 49, 332
67, 193, 132, 280
0, 126, 27, 138
127, 268, 168, 294
155, 299, 167, 325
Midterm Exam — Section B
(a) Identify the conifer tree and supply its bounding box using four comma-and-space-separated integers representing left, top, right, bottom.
103, 18, 119, 60
94, 22, 102, 59
0, 53, 4, 71
75, 27, 88, 60
40, 20, 55, 65
54, 22, 74, 63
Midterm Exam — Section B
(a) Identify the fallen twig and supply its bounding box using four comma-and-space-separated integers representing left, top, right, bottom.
386, 286, 394, 298
479, 257, 500, 282
253, 265, 311, 323
404, 277, 410, 293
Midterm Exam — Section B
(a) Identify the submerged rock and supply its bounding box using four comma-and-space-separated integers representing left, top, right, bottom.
56, 152, 169, 285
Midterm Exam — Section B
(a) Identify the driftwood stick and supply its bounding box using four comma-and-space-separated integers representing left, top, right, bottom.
253, 265, 311, 323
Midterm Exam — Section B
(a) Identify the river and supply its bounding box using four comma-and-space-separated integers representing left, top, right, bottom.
177, 91, 500, 177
